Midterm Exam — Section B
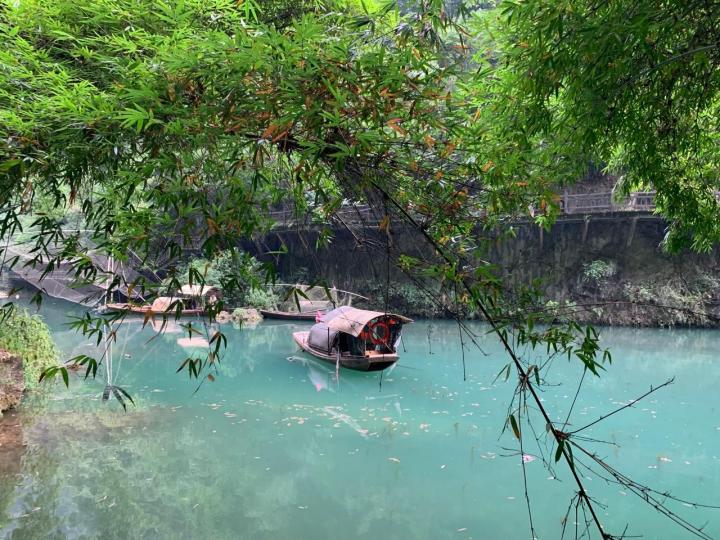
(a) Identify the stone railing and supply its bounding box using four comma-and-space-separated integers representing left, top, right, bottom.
270, 191, 664, 230
560, 191, 658, 214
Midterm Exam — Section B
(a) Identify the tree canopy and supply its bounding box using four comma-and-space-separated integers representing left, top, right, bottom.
475, 0, 720, 250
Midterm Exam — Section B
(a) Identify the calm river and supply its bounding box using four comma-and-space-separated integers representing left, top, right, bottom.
1, 298, 719, 539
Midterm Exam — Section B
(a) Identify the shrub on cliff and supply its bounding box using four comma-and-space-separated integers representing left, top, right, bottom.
170, 250, 274, 308
243, 288, 279, 311
0, 309, 58, 389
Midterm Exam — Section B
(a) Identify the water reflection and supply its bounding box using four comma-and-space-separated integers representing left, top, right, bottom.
286, 355, 336, 393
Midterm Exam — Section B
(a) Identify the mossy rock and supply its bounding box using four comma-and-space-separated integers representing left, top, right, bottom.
215, 310, 232, 324
231, 308, 263, 325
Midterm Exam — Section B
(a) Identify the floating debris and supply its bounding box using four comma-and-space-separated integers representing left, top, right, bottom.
177, 337, 210, 348
323, 406, 368, 438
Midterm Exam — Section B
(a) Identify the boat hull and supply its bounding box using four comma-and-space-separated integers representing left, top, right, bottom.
260, 310, 320, 321
292, 331, 398, 372
103, 303, 205, 316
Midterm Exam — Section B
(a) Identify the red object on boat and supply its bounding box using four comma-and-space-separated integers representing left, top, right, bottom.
369, 321, 390, 345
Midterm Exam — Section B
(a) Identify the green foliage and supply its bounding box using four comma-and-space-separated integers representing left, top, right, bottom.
243, 287, 279, 310
543, 299, 577, 323
474, 0, 720, 251
171, 249, 279, 309
171, 249, 269, 306
623, 282, 654, 304
1, 0, 465, 312
581, 260, 617, 286
624, 277, 709, 325
0, 308, 58, 388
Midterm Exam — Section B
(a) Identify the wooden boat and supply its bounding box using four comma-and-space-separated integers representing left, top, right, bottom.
261, 284, 368, 320
104, 302, 205, 316
292, 306, 412, 372
103, 285, 221, 317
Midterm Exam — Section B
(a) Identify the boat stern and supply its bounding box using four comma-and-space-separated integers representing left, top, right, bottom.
293, 331, 310, 349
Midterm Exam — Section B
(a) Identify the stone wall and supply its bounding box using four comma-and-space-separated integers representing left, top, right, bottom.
248, 214, 720, 326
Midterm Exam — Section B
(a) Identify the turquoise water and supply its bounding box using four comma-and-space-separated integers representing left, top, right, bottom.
2, 299, 720, 539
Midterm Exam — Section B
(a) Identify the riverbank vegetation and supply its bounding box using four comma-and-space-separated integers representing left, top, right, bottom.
170, 249, 278, 309
0, 309, 58, 390
2, 0, 720, 537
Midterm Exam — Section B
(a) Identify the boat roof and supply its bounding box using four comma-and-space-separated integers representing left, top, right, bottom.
178, 284, 220, 296
322, 306, 412, 337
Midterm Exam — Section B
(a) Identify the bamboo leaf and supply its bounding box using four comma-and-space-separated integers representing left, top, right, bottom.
509, 414, 520, 440
114, 385, 135, 406
111, 385, 127, 411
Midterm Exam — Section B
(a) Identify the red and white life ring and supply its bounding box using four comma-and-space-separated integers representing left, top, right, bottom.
369, 321, 390, 345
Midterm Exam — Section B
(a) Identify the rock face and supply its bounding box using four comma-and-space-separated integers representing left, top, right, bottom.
231, 308, 263, 326
0, 350, 24, 413
249, 215, 720, 326
215, 310, 232, 324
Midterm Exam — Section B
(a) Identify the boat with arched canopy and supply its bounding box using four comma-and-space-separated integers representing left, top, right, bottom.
292, 306, 412, 371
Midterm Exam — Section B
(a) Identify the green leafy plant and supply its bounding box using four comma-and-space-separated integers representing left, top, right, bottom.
0, 308, 58, 388
170, 249, 271, 307
243, 287, 279, 311
581, 260, 617, 286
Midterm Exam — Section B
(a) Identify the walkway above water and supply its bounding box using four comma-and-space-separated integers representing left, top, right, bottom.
267, 190, 666, 231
